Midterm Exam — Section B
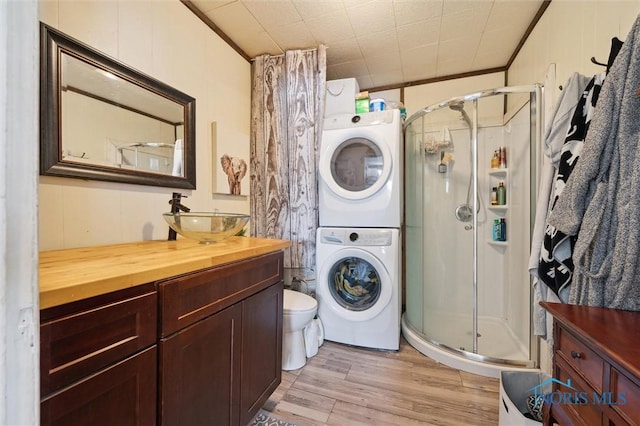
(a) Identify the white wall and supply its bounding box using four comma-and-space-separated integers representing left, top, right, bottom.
38, 0, 252, 250
509, 1, 640, 91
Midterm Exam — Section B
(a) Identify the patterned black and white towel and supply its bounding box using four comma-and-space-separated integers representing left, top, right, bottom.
538, 73, 605, 297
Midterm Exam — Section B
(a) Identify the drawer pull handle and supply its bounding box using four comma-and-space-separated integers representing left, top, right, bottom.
571, 350, 583, 359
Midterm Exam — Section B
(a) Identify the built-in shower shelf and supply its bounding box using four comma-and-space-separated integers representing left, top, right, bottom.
487, 240, 508, 247
488, 205, 508, 211
488, 168, 508, 176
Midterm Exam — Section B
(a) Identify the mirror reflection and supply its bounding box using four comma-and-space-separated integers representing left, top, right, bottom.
41, 23, 196, 188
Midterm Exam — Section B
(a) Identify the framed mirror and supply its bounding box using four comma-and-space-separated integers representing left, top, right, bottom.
40, 23, 196, 189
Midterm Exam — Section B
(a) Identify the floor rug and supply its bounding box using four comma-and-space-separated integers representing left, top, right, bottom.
247, 409, 303, 426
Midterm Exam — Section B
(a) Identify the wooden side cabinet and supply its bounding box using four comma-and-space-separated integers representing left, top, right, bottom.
40, 284, 158, 426
541, 302, 640, 426
158, 251, 284, 426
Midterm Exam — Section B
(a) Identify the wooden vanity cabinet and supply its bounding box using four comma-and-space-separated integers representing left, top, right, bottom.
542, 302, 640, 426
158, 251, 284, 426
40, 284, 158, 426
39, 244, 285, 426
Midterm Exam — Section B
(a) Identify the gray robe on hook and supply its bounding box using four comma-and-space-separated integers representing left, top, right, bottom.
548, 14, 640, 310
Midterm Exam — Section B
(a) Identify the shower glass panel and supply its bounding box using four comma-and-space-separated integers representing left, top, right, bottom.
403, 86, 541, 367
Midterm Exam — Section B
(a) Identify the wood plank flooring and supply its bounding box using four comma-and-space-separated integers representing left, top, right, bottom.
262, 338, 500, 425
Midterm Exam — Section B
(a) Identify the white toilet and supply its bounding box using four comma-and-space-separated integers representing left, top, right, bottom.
282, 289, 318, 371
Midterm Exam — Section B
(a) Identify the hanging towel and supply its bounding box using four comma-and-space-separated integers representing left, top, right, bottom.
548, 14, 640, 310
171, 139, 183, 177
538, 73, 605, 299
529, 72, 590, 337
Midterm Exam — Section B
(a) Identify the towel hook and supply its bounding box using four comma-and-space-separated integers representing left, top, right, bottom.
590, 56, 607, 67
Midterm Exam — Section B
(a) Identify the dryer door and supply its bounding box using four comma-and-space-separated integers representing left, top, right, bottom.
319, 131, 392, 201
318, 247, 392, 322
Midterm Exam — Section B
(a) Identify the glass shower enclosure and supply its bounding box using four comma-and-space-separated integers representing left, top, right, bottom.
402, 86, 542, 374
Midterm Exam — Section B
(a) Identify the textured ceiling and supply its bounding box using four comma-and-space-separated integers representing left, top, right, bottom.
185, 0, 547, 91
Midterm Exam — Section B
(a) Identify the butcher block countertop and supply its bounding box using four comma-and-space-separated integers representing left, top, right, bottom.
39, 237, 290, 309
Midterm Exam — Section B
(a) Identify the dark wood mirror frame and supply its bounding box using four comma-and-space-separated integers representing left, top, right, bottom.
40, 23, 196, 189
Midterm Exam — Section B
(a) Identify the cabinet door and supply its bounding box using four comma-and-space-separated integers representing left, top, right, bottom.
240, 282, 283, 425
160, 303, 242, 426
41, 346, 157, 426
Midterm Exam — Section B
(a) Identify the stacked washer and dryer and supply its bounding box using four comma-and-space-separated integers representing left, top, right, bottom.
316, 79, 403, 351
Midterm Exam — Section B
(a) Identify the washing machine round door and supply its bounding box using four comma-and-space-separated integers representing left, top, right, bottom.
319, 248, 392, 322
319, 134, 392, 200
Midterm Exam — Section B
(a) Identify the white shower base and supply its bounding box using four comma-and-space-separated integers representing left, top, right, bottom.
401, 314, 538, 379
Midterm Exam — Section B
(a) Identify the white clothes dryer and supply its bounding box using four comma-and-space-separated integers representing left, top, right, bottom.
319, 109, 402, 228
315, 227, 401, 350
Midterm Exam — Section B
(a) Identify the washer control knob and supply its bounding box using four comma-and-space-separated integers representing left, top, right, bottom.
349, 232, 359, 242
351, 115, 361, 123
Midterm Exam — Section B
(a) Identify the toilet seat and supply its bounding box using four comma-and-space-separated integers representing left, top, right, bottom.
283, 289, 317, 313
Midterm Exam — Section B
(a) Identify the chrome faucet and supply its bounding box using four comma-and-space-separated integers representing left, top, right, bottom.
168, 192, 190, 241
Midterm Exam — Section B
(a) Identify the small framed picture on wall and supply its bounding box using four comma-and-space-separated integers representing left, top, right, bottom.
211, 121, 249, 197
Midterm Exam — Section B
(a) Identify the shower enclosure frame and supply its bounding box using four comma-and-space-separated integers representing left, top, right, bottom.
402, 85, 543, 375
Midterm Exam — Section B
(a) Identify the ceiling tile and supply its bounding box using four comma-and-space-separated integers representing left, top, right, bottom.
442, 0, 493, 16
326, 38, 363, 64
436, 58, 475, 76
292, 0, 346, 20
242, 0, 302, 32
235, 31, 283, 57
370, 70, 404, 87
268, 21, 317, 51
440, 9, 490, 42
438, 36, 480, 63
472, 47, 509, 69
189, 0, 545, 89
365, 50, 402, 73
346, 1, 396, 37
190, 0, 237, 14
401, 44, 438, 81
327, 59, 370, 81
306, 11, 355, 44
207, 2, 264, 39
486, 0, 541, 30
392, 0, 443, 27
397, 17, 441, 50
478, 27, 522, 55
357, 28, 399, 58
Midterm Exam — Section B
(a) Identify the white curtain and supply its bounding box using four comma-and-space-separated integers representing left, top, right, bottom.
250, 46, 326, 278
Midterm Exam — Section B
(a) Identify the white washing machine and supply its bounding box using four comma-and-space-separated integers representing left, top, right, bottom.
315, 227, 401, 350
319, 109, 402, 228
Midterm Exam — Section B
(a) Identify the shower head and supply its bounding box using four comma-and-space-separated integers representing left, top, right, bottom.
449, 101, 472, 128
449, 101, 465, 112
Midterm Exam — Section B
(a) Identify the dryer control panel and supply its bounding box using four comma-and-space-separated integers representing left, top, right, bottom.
319, 227, 393, 246
323, 109, 398, 131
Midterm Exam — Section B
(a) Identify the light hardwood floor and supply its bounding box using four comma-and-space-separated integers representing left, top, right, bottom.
263, 338, 500, 425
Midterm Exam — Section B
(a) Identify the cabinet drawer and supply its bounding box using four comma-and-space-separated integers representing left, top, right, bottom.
557, 325, 604, 393
610, 368, 640, 424
159, 251, 283, 336
41, 345, 157, 426
554, 357, 602, 425
41, 289, 157, 396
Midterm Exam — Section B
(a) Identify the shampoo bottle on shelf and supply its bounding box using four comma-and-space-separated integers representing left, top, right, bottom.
492, 219, 501, 241
499, 218, 507, 242
491, 151, 500, 169
491, 187, 498, 205
497, 181, 506, 205
499, 146, 507, 168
